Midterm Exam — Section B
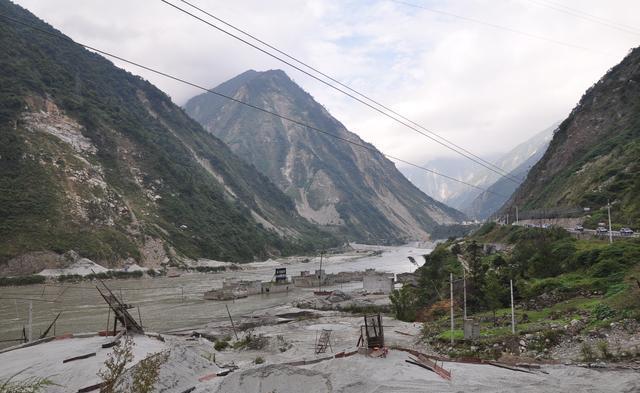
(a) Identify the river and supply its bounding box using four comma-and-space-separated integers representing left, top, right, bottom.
0, 243, 431, 348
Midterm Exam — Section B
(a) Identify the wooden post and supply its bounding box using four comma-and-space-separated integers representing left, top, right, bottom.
106, 307, 110, 334
450, 273, 454, 345
226, 304, 238, 340
510, 280, 515, 334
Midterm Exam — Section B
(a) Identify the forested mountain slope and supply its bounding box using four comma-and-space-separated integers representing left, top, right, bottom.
0, 1, 335, 274
502, 47, 640, 228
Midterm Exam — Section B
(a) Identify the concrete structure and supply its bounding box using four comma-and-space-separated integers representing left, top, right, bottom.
363, 269, 394, 294
291, 270, 365, 288
463, 319, 480, 340
261, 281, 291, 294
205, 279, 269, 300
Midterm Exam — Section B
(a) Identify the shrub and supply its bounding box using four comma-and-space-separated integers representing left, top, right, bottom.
98, 335, 134, 392
593, 303, 616, 320
129, 351, 169, 393
581, 343, 595, 362
0, 372, 56, 393
596, 340, 611, 359
0, 275, 46, 286
254, 356, 265, 364
214, 340, 229, 351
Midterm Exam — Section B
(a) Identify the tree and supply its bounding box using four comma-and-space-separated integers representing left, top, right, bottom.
483, 271, 508, 325
465, 240, 486, 312
389, 285, 417, 322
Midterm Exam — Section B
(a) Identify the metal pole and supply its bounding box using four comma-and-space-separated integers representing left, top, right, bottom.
226, 304, 238, 340
450, 273, 454, 345
27, 301, 33, 342
463, 269, 467, 320
510, 280, 515, 334
608, 200, 613, 244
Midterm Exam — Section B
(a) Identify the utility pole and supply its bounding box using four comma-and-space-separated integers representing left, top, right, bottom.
318, 250, 324, 292
463, 269, 467, 320
450, 273, 454, 345
510, 280, 515, 334
607, 200, 613, 244
27, 301, 33, 342
515, 206, 519, 225
506, 213, 509, 225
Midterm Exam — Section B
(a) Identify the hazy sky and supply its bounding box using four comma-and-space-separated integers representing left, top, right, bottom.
12, 0, 640, 169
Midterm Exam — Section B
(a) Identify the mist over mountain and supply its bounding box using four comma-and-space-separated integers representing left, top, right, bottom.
401, 124, 555, 216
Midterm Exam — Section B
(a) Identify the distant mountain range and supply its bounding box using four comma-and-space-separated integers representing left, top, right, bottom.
0, 0, 336, 275
502, 46, 640, 229
184, 70, 465, 243
401, 124, 555, 218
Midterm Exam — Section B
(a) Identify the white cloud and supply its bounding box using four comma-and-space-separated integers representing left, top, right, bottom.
12, 0, 640, 171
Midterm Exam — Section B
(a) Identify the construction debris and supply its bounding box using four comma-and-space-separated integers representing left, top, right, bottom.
315, 329, 333, 354
62, 352, 96, 363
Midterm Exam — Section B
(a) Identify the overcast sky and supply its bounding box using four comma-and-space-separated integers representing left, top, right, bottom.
13, 0, 640, 168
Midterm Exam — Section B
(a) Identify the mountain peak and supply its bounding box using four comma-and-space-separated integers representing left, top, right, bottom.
185, 70, 465, 242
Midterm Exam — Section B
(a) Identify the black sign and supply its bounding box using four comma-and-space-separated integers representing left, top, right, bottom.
275, 268, 287, 282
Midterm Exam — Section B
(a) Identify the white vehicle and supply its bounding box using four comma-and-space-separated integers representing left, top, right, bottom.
596, 226, 608, 234
574, 225, 584, 232
620, 228, 634, 235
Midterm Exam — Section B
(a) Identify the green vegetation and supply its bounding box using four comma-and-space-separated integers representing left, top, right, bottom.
214, 340, 229, 351
57, 270, 144, 282
0, 0, 339, 267
0, 275, 45, 286
393, 223, 640, 359
0, 371, 56, 393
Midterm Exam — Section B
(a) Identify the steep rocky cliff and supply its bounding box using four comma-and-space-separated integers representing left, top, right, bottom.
185, 70, 465, 242
0, 1, 335, 274
502, 47, 640, 228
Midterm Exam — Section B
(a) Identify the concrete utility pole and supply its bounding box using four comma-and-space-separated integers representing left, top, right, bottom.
450, 273, 454, 345
608, 200, 613, 244
463, 269, 467, 320
510, 280, 515, 334
27, 301, 33, 342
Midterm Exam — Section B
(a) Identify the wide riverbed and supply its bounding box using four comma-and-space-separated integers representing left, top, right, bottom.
0, 243, 431, 347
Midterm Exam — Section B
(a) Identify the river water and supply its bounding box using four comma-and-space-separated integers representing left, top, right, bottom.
0, 244, 431, 347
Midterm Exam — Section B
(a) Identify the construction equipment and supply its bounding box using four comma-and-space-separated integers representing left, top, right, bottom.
95, 279, 143, 334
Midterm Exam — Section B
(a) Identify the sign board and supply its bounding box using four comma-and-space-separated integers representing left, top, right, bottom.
275, 268, 287, 282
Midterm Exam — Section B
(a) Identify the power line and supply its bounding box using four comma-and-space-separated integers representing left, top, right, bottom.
162, 0, 521, 184
174, 0, 520, 184
390, 0, 606, 54
522, 0, 640, 36
0, 13, 510, 199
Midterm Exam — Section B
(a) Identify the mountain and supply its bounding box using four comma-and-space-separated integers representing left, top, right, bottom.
502, 47, 640, 228
0, 1, 336, 275
464, 125, 554, 220
400, 156, 498, 207
400, 124, 555, 213
184, 70, 465, 243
